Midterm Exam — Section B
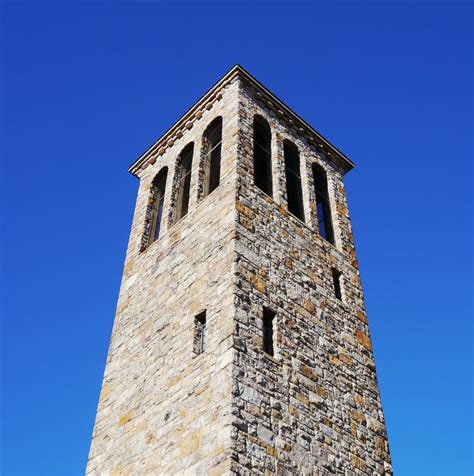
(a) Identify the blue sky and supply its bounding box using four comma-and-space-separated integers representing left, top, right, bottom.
2, 1, 472, 475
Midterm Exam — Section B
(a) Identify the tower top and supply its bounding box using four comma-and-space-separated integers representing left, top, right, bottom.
129, 64, 354, 178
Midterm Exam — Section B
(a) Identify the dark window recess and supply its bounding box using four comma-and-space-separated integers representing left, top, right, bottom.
150, 168, 168, 243
284, 141, 305, 222
313, 164, 335, 244
262, 308, 276, 356
203, 117, 222, 196
332, 269, 342, 300
194, 311, 207, 355
253, 116, 273, 196
175, 144, 194, 222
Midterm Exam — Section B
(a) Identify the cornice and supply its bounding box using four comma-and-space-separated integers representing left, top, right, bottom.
128, 66, 239, 178
129, 64, 354, 178
237, 67, 355, 175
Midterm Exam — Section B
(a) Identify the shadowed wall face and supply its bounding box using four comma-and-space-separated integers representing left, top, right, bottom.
229, 79, 390, 474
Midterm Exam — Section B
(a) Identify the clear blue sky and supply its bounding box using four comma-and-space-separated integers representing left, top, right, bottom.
2, 1, 472, 475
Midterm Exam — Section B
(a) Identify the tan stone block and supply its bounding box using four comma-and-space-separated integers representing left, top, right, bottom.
354, 393, 365, 406
355, 310, 368, 324
236, 200, 255, 219
279, 205, 289, 217
110, 466, 123, 476
251, 275, 266, 293
100, 383, 113, 401
375, 435, 387, 451
350, 453, 367, 471
116, 297, 130, 316
295, 393, 309, 405
338, 353, 353, 367
248, 403, 261, 417
300, 363, 316, 380
267, 446, 277, 457
118, 410, 135, 427
309, 271, 323, 286
122, 259, 135, 276
337, 204, 347, 217
165, 373, 184, 389
303, 299, 315, 314
316, 385, 328, 399
133, 419, 148, 433
355, 329, 372, 351
239, 216, 254, 231
179, 430, 201, 457
351, 410, 366, 425
144, 447, 162, 472
289, 404, 299, 417
289, 250, 299, 260
282, 442, 292, 452
284, 258, 293, 270
145, 431, 156, 444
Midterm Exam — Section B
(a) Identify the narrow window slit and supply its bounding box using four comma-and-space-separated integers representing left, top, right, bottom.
194, 311, 207, 355
332, 269, 342, 301
262, 307, 276, 356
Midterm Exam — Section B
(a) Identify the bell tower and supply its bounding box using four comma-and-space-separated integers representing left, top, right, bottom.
87, 65, 392, 475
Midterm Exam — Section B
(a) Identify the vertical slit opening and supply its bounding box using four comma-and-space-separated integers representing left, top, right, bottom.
332, 269, 342, 301
194, 310, 207, 355
262, 307, 276, 356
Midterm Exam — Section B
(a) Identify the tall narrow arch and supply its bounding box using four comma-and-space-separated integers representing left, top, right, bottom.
174, 143, 194, 222
149, 167, 168, 243
312, 163, 335, 244
253, 116, 273, 196
283, 140, 304, 222
202, 117, 222, 197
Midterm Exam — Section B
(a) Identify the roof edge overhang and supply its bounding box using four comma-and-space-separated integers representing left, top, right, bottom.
128, 64, 355, 178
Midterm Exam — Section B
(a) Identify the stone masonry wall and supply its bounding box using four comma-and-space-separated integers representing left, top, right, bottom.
229, 80, 391, 475
87, 79, 241, 475
88, 69, 391, 475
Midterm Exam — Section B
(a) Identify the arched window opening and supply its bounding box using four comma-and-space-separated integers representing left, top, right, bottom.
313, 164, 335, 244
175, 143, 194, 222
284, 140, 304, 222
253, 116, 272, 196
202, 117, 222, 197
150, 167, 168, 243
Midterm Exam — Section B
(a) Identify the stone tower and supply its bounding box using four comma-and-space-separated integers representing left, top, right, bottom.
87, 65, 391, 475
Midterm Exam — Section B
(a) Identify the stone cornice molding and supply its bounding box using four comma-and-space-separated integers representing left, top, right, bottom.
129, 65, 354, 178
